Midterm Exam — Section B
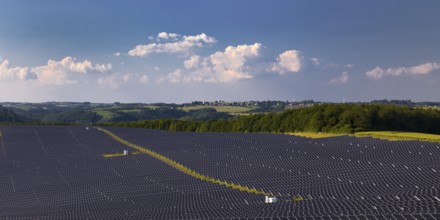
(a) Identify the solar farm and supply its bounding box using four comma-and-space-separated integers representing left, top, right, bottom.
1, 126, 439, 219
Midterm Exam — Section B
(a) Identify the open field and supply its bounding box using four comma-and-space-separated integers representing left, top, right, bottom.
0, 126, 439, 219
291, 131, 440, 143
355, 131, 440, 143
93, 109, 116, 119
288, 132, 347, 139
181, 105, 256, 114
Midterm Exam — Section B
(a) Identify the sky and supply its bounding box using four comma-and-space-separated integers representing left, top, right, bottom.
1, 0, 440, 103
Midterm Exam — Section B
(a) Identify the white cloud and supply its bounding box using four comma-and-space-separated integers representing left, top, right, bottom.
33, 56, 112, 85
95, 63, 112, 73
97, 73, 130, 89
139, 74, 149, 84
0, 59, 37, 81
408, 62, 440, 74
272, 50, 301, 74
128, 33, 216, 57
113, 52, 121, 57
157, 69, 182, 84
365, 66, 384, 80
157, 32, 179, 40
207, 43, 260, 81
329, 72, 349, 84
184, 55, 200, 69
157, 43, 262, 84
366, 62, 440, 80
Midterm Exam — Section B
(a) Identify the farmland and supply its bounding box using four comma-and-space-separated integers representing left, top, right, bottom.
0, 126, 439, 219
181, 105, 256, 115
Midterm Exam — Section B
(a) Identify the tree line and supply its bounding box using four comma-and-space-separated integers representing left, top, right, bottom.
103, 104, 440, 134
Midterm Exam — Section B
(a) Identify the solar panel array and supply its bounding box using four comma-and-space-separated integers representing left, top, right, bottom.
0, 126, 439, 219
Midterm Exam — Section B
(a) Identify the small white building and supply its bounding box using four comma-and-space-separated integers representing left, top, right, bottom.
123, 150, 129, 156
265, 196, 277, 203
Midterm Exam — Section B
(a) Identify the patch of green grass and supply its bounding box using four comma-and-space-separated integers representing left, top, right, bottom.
93, 110, 115, 119
292, 195, 304, 201
354, 131, 440, 143
289, 132, 347, 139
182, 105, 255, 114
119, 109, 140, 113
143, 105, 160, 109
289, 131, 440, 143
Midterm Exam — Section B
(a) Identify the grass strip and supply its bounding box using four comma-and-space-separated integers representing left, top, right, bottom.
354, 131, 440, 143
288, 132, 347, 139
290, 131, 440, 143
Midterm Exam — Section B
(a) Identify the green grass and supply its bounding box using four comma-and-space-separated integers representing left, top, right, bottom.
95, 105, 158, 116
119, 109, 140, 113
93, 110, 116, 119
354, 131, 440, 143
143, 105, 160, 110
181, 105, 255, 114
289, 132, 347, 139
290, 131, 440, 143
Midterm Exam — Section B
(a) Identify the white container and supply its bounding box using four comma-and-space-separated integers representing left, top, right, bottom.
265, 196, 277, 203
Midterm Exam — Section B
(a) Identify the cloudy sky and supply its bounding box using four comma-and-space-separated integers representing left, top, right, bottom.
1, 0, 440, 103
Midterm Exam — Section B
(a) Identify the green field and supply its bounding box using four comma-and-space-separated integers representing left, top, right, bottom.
181, 105, 255, 114
119, 109, 140, 113
354, 131, 440, 143
288, 132, 347, 139
290, 131, 440, 143
93, 110, 116, 119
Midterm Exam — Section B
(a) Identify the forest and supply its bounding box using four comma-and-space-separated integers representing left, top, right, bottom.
105, 104, 440, 134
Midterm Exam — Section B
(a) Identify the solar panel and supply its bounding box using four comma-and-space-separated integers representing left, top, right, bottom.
0, 126, 438, 219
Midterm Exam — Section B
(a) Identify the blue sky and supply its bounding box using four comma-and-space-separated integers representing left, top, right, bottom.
1, 0, 439, 103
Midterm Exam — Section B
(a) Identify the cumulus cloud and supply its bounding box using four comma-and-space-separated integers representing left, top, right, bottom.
32, 56, 112, 85
365, 66, 385, 80
207, 43, 260, 81
97, 73, 130, 89
128, 33, 216, 57
0, 59, 37, 81
329, 72, 349, 84
157, 32, 179, 40
272, 50, 301, 74
366, 62, 440, 80
158, 43, 261, 83
184, 55, 200, 69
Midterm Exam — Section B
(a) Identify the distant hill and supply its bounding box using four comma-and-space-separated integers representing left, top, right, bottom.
1, 101, 440, 128
41, 110, 102, 124
0, 106, 29, 123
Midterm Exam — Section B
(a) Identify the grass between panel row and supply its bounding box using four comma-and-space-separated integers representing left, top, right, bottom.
289, 131, 440, 143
